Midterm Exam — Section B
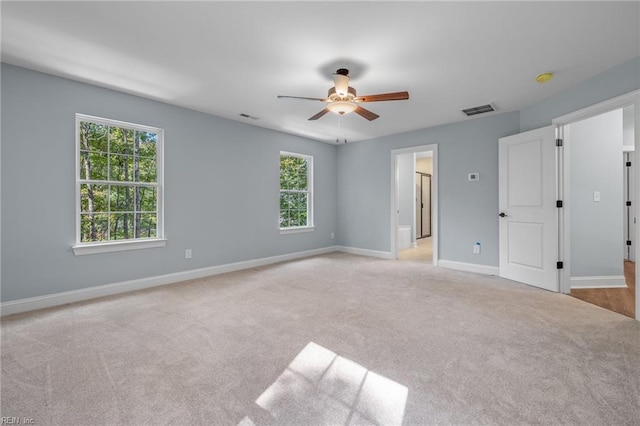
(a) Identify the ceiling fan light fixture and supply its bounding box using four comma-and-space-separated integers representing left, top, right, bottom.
327, 101, 357, 115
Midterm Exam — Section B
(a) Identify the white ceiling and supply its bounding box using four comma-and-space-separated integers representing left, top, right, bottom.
2, 1, 639, 143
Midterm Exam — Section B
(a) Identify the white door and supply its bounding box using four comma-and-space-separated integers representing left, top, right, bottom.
499, 126, 559, 292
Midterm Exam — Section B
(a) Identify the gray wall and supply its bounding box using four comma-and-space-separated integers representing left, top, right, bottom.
3, 56, 639, 302
1, 64, 337, 302
623, 105, 635, 149
570, 109, 624, 277
336, 112, 521, 266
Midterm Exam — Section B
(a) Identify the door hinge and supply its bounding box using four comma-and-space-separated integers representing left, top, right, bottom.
556, 138, 563, 147
627, 240, 632, 246
556, 200, 563, 208
627, 201, 632, 206
627, 161, 632, 167
557, 261, 564, 269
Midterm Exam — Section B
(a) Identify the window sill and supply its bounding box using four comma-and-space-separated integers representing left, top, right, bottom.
280, 226, 315, 235
73, 238, 167, 256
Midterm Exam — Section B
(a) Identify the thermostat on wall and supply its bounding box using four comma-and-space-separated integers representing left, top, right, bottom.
468, 172, 480, 182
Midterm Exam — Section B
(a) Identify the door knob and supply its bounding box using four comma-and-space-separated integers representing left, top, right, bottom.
499, 212, 508, 217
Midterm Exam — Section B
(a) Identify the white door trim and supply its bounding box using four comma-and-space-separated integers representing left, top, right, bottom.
553, 89, 640, 321
390, 144, 438, 263
553, 90, 639, 126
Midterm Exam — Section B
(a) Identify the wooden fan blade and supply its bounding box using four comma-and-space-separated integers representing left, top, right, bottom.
354, 106, 379, 121
278, 95, 329, 102
356, 91, 409, 102
308, 108, 330, 120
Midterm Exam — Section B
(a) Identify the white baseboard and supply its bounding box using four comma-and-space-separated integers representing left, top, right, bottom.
438, 259, 499, 276
0, 246, 339, 316
570, 275, 627, 289
336, 246, 393, 259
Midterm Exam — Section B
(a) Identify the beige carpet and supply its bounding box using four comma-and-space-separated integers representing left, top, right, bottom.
2, 253, 639, 425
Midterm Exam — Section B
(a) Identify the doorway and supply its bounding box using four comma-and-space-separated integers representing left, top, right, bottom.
390, 144, 438, 263
559, 105, 636, 318
553, 91, 639, 320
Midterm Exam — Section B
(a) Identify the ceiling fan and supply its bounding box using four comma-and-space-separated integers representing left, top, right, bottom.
277, 68, 409, 121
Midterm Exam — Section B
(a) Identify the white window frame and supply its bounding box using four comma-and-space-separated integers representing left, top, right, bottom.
73, 114, 166, 255
279, 151, 314, 234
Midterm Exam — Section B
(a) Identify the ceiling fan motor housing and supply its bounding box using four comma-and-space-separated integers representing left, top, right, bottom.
328, 86, 357, 101
333, 68, 351, 97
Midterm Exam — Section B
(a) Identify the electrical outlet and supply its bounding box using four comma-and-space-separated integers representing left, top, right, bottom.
185, 249, 192, 259
331, 232, 335, 239
473, 242, 481, 254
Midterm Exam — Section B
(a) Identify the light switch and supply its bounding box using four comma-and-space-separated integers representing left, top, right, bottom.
593, 191, 601, 202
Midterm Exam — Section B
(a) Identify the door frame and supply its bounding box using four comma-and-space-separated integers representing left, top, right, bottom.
390, 144, 438, 262
552, 89, 640, 321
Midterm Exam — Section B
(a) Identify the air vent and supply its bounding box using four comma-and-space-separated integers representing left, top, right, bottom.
239, 113, 259, 120
461, 104, 495, 117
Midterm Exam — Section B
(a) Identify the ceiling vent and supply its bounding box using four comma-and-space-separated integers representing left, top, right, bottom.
461, 104, 495, 117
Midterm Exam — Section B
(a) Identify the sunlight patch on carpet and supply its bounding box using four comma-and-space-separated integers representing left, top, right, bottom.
242, 342, 408, 425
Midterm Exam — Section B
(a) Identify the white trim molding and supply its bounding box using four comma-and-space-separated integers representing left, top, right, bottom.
73, 238, 167, 255
1, 246, 338, 316
336, 246, 393, 259
438, 259, 499, 276
280, 226, 315, 235
569, 275, 627, 289
553, 90, 639, 126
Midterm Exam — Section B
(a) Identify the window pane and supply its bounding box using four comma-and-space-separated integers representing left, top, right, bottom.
137, 156, 157, 183
109, 185, 134, 212
79, 122, 108, 152
280, 192, 291, 210
109, 154, 134, 181
80, 151, 108, 180
136, 213, 157, 238
110, 213, 134, 240
290, 192, 307, 211
80, 213, 109, 242
81, 184, 108, 213
279, 209, 291, 228
138, 186, 157, 212
110, 127, 134, 155
280, 156, 308, 190
137, 131, 157, 160
291, 211, 301, 227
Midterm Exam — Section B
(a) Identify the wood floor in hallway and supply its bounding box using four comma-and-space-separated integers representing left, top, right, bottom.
570, 261, 636, 319
398, 237, 432, 262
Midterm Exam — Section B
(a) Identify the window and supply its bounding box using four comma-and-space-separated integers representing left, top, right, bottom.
74, 114, 164, 255
279, 152, 313, 232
